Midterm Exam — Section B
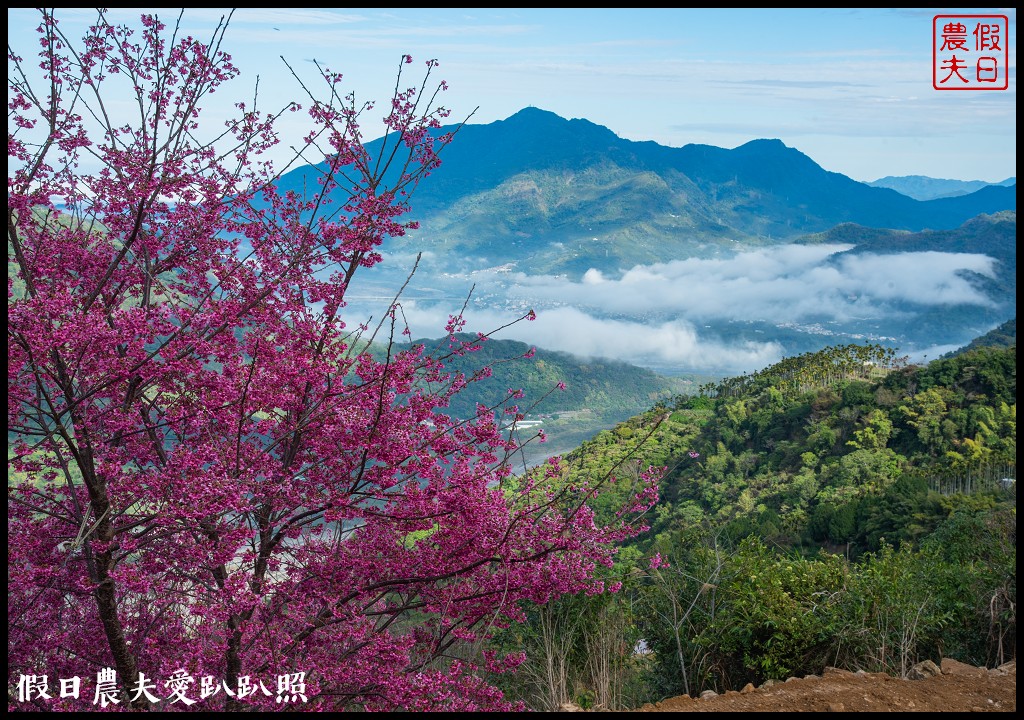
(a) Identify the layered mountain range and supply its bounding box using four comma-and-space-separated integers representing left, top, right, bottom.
276, 107, 1016, 277
273, 108, 1016, 374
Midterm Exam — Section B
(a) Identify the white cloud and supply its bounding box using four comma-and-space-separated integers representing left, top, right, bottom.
353, 243, 1003, 374
383, 302, 784, 374
503, 245, 998, 323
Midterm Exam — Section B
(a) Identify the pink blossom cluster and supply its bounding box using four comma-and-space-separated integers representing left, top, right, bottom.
7, 10, 660, 712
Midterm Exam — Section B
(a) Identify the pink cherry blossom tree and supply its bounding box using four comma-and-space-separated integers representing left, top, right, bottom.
7, 9, 661, 711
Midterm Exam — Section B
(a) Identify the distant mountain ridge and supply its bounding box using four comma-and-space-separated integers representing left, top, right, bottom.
274, 107, 1016, 275
867, 175, 1016, 201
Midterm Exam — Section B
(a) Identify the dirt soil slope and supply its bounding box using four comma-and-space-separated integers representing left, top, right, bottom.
635, 659, 1015, 713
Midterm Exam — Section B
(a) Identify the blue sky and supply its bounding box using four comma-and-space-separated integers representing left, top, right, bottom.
8, 7, 1016, 184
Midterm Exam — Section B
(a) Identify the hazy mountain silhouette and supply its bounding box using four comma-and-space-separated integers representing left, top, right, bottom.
867, 175, 1016, 201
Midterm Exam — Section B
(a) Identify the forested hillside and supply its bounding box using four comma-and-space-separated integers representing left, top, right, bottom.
944, 317, 1016, 358
370, 334, 706, 466
399, 334, 694, 421
488, 342, 1016, 710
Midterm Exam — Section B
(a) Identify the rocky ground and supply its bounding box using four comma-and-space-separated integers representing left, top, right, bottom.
631, 658, 1015, 713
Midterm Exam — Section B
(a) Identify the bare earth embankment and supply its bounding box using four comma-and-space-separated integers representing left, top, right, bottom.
633, 659, 1015, 713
